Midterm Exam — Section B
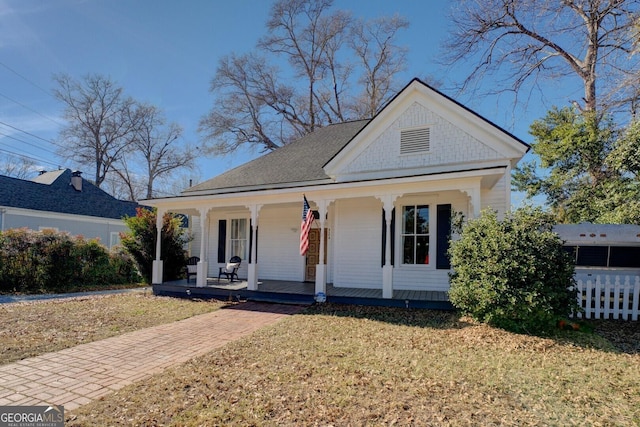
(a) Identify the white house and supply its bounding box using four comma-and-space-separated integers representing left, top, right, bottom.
143, 79, 529, 298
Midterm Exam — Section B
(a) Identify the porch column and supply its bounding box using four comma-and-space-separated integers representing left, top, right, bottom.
196, 207, 210, 287
315, 199, 329, 296
462, 183, 481, 219
152, 208, 166, 284
381, 196, 396, 299
247, 204, 261, 291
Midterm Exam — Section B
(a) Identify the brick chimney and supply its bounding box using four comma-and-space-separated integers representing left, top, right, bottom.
70, 170, 83, 192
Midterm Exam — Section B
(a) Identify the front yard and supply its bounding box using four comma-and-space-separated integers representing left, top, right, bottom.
64, 303, 639, 426
2, 295, 638, 425
0, 292, 224, 365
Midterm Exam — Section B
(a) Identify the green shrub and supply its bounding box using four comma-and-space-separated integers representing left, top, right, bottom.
120, 208, 191, 284
448, 207, 578, 334
0, 228, 140, 293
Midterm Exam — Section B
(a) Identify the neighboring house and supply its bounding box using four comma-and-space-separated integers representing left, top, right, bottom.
0, 169, 138, 249
143, 78, 530, 298
554, 223, 640, 279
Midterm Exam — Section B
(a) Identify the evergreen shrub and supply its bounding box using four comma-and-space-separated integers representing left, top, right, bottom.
448, 207, 578, 334
0, 228, 140, 293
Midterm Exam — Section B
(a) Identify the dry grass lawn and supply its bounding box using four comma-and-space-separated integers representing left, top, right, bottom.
0, 292, 224, 364
66, 304, 640, 426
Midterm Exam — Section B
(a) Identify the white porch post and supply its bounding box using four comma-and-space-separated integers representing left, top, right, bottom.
379, 195, 397, 299
463, 183, 482, 219
315, 199, 328, 296
196, 207, 210, 287
247, 204, 261, 291
152, 208, 165, 284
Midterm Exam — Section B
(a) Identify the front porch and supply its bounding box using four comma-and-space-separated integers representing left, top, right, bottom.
153, 279, 453, 310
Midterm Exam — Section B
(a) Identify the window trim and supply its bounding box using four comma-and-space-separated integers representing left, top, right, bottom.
109, 232, 121, 249
400, 204, 431, 266
228, 217, 249, 262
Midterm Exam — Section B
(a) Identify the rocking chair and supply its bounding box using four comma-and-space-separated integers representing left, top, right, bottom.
218, 256, 241, 282
186, 256, 200, 283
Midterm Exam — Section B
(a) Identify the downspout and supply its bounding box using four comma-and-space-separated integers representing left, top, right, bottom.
0, 208, 5, 232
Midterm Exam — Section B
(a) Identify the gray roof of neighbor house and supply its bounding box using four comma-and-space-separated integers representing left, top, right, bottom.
0, 169, 139, 219
184, 119, 370, 195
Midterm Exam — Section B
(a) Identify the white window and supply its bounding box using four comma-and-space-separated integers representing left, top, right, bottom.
110, 232, 121, 249
229, 218, 248, 260
400, 127, 430, 154
402, 205, 430, 264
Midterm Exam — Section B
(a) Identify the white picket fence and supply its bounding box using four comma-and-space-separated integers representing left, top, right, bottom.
574, 275, 640, 321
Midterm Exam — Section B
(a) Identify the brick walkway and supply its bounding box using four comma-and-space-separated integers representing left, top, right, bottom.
0, 302, 304, 410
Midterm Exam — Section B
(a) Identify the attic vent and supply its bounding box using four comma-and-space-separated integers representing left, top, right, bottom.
400, 127, 430, 154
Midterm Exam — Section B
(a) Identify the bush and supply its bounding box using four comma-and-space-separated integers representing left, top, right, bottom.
120, 208, 191, 284
448, 207, 578, 334
0, 228, 141, 294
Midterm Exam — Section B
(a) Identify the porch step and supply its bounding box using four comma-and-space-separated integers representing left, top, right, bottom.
152, 283, 453, 310
328, 295, 453, 310
245, 291, 315, 306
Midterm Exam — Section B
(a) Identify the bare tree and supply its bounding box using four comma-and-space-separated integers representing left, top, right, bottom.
199, 53, 286, 154
443, 0, 639, 115
199, 0, 409, 154
260, 0, 353, 133
0, 154, 36, 179
348, 15, 409, 119
53, 74, 139, 187
112, 104, 195, 200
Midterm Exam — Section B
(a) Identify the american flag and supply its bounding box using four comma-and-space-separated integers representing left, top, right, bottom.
300, 195, 314, 256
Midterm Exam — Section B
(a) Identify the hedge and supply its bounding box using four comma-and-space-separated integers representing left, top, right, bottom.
0, 228, 140, 294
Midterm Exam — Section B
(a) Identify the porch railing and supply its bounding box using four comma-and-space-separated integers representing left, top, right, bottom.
575, 275, 640, 321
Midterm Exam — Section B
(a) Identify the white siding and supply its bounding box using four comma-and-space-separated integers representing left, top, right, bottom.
391, 193, 467, 292
206, 212, 250, 280
188, 215, 201, 258
342, 102, 501, 175
206, 214, 219, 278
257, 205, 304, 281
393, 268, 451, 292
332, 198, 383, 289
481, 173, 508, 215
3, 211, 128, 249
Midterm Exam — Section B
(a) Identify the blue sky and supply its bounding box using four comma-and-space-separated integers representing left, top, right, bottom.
0, 0, 581, 198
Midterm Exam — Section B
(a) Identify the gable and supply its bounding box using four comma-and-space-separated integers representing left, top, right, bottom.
324, 79, 529, 181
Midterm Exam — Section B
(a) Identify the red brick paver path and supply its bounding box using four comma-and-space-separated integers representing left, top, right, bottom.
0, 302, 304, 410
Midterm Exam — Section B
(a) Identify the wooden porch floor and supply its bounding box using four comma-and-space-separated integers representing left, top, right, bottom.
155, 278, 452, 310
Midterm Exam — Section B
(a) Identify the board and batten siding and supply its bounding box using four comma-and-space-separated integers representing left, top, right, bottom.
257, 205, 304, 281
332, 198, 383, 289
480, 173, 508, 215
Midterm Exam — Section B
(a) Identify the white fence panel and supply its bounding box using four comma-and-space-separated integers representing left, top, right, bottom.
575, 275, 640, 321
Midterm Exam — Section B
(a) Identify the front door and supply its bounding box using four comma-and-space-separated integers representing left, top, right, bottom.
305, 228, 327, 282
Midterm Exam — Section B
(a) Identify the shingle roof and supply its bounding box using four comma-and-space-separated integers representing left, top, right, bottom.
184, 120, 370, 194
0, 169, 138, 220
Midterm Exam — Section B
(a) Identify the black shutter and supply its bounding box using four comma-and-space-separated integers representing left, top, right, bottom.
436, 204, 452, 269
217, 220, 226, 263
381, 209, 386, 267
248, 220, 257, 263
390, 208, 395, 266
381, 208, 396, 267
